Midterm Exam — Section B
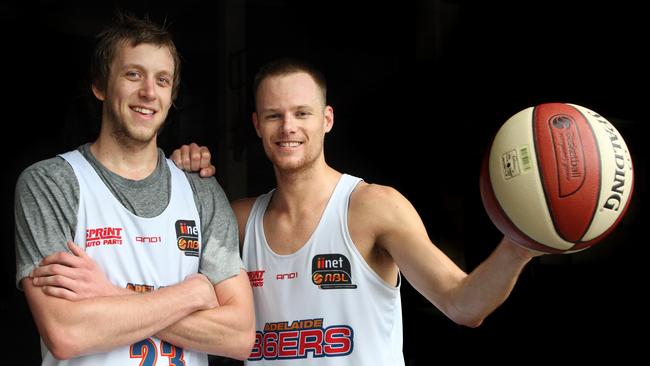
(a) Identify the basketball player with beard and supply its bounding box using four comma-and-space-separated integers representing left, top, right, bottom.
14, 14, 254, 365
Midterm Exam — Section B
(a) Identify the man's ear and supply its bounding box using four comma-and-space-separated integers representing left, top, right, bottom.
91, 84, 106, 101
324, 105, 334, 133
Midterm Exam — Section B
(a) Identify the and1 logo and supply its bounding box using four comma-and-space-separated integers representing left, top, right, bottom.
311, 254, 357, 289
175, 220, 199, 257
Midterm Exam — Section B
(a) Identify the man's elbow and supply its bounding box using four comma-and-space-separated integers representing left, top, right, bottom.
49, 346, 76, 361
231, 324, 256, 360
455, 316, 484, 329
446, 305, 486, 329
42, 328, 84, 360
206, 310, 256, 360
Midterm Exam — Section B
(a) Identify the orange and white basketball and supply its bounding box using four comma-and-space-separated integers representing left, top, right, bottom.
480, 103, 634, 253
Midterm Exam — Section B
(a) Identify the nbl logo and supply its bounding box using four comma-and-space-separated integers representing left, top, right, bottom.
311, 254, 357, 289
175, 220, 199, 257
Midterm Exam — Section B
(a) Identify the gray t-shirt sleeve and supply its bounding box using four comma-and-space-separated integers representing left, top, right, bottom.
185, 173, 243, 284
14, 157, 78, 288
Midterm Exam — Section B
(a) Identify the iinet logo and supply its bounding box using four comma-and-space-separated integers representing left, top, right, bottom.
175, 220, 199, 257
311, 254, 357, 290
315, 256, 344, 269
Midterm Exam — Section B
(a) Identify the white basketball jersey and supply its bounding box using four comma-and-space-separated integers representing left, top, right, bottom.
243, 174, 404, 365
42, 150, 207, 366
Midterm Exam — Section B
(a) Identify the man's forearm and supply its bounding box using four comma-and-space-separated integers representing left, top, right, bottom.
25, 275, 216, 359
155, 271, 255, 360
156, 304, 253, 359
451, 237, 534, 326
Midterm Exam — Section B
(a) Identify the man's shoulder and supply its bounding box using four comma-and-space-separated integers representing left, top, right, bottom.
15, 156, 78, 208
17, 156, 74, 187
349, 181, 413, 225
181, 170, 222, 194
351, 181, 405, 206
180, 172, 234, 216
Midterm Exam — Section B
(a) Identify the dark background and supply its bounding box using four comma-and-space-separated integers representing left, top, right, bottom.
2, 0, 647, 364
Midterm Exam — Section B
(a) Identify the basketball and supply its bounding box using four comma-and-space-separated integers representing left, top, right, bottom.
480, 103, 634, 253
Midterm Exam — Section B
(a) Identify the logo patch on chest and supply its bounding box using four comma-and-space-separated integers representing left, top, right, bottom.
175, 220, 199, 257
248, 270, 266, 287
311, 254, 357, 289
85, 226, 124, 247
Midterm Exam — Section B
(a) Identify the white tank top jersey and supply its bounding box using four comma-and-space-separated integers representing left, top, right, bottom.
42, 150, 207, 366
243, 174, 404, 366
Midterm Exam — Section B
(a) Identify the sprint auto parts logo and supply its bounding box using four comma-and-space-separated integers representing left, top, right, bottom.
175, 220, 199, 257
248, 270, 265, 287
249, 318, 353, 360
311, 254, 357, 289
85, 227, 123, 247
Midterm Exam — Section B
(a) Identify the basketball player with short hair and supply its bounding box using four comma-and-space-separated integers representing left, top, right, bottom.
14, 14, 255, 365
172, 57, 540, 365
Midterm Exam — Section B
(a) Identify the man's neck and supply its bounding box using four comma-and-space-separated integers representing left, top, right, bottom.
90, 135, 159, 180
272, 164, 342, 215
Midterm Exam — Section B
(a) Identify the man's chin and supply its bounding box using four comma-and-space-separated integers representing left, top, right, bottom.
112, 127, 159, 147
272, 158, 310, 174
